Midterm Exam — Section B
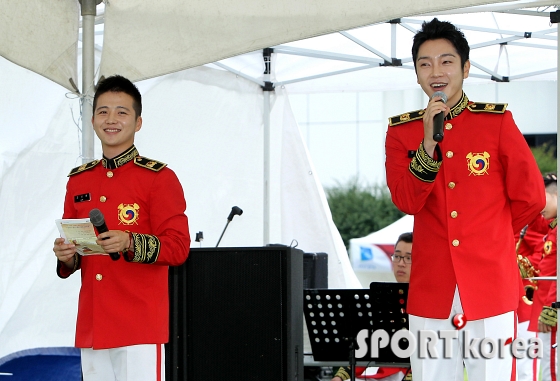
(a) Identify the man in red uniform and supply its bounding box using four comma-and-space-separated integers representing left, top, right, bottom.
516, 214, 550, 381
53, 75, 191, 381
385, 19, 545, 380
528, 174, 558, 381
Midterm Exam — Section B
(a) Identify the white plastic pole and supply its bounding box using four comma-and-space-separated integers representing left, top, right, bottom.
262, 48, 274, 245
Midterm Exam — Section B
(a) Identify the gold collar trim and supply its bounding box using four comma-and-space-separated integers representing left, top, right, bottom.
446, 92, 469, 120
102, 146, 139, 169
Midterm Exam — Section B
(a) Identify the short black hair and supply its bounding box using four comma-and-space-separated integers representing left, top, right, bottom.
544, 173, 557, 193
93, 75, 142, 118
396, 232, 413, 246
412, 18, 470, 71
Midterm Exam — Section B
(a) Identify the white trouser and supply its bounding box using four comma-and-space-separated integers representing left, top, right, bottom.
409, 287, 515, 381
517, 320, 540, 381
539, 330, 557, 381
81, 344, 164, 381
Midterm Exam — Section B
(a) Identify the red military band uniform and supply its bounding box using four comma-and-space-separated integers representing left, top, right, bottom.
516, 216, 548, 323
57, 145, 191, 349
528, 218, 558, 332
385, 92, 545, 320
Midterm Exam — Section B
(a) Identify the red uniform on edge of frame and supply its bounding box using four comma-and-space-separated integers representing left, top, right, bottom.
57, 146, 191, 349
385, 93, 544, 320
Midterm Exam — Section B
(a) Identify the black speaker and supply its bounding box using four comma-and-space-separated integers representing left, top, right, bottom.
167, 246, 304, 381
303, 252, 328, 289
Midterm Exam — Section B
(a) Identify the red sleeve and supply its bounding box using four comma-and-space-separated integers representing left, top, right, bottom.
499, 112, 545, 233
385, 127, 440, 215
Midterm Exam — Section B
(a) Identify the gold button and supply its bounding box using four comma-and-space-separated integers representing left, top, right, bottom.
451, 211, 458, 218
446, 151, 454, 158
107, 171, 113, 178
448, 182, 456, 189
452, 240, 460, 247
96, 274, 102, 281
100, 196, 107, 202
445, 122, 453, 130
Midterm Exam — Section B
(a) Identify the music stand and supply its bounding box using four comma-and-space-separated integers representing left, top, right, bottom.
304, 283, 410, 380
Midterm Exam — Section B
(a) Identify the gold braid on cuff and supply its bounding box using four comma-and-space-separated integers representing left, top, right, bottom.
539, 306, 558, 327
333, 367, 351, 380
127, 232, 161, 264
409, 142, 442, 183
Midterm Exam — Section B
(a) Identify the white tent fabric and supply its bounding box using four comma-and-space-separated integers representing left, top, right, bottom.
0, 0, 79, 91
99, 0, 512, 83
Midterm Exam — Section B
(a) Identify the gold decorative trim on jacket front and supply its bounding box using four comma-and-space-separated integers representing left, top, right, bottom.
129, 232, 161, 264
388, 109, 425, 127
467, 102, 508, 114
68, 160, 100, 177
466, 152, 490, 176
550, 218, 557, 229
409, 142, 442, 182
134, 156, 167, 172
118, 203, 140, 225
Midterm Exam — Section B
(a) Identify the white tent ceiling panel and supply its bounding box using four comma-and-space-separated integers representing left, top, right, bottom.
0, 0, 79, 91
99, 0, 513, 83
208, 10, 557, 94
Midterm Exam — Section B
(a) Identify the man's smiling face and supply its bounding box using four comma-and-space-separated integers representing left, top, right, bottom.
415, 38, 470, 107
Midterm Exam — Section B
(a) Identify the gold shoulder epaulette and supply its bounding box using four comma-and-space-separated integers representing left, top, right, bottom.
134, 156, 167, 172
68, 160, 100, 177
389, 109, 425, 127
467, 102, 508, 113
550, 218, 557, 229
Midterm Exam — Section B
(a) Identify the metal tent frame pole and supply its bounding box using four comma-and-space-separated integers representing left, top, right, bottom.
262, 48, 275, 245
79, 0, 101, 164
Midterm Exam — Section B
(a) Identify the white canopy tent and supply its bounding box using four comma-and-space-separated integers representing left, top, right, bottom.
0, 0, 558, 369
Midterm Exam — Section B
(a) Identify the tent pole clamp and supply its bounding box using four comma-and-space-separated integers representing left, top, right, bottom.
551, 10, 560, 24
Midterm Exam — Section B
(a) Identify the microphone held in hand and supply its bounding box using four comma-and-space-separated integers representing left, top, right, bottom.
89, 208, 120, 261
431, 91, 448, 142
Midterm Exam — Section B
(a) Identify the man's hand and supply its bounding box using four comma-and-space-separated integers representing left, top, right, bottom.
422, 94, 449, 158
96, 230, 131, 254
538, 320, 553, 333
53, 237, 76, 269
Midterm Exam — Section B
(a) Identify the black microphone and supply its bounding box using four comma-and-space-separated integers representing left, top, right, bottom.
216, 206, 244, 247
431, 91, 448, 142
227, 206, 243, 221
89, 208, 120, 261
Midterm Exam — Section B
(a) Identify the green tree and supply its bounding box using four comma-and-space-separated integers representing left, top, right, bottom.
531, 142, 556, 175
326, 177, 404, 249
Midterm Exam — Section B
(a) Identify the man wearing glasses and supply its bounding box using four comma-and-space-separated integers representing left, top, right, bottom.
391, 232, 412, 284
332, 232, 413, 381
